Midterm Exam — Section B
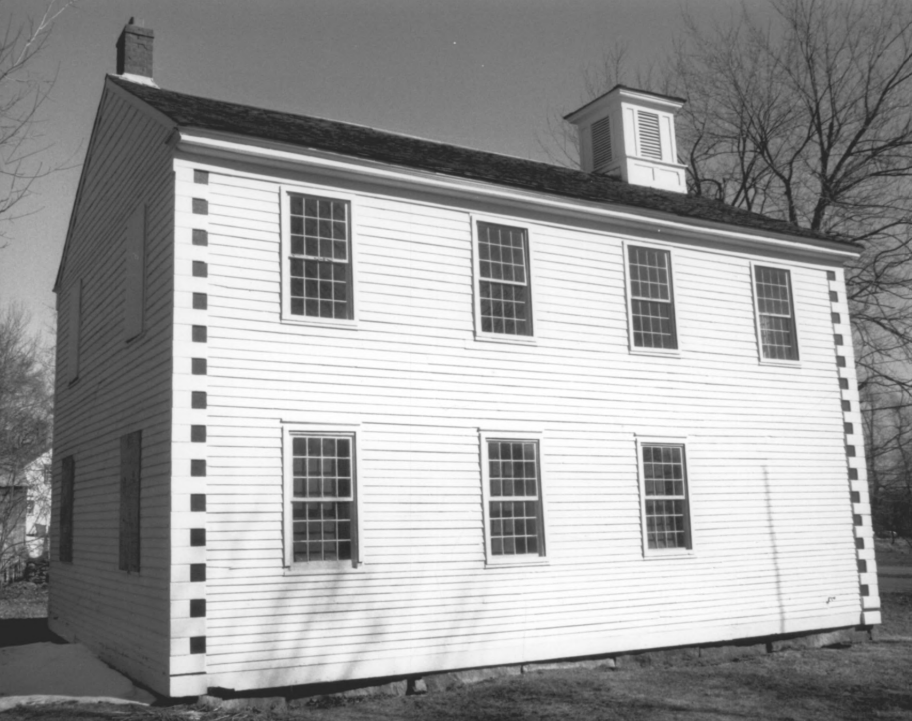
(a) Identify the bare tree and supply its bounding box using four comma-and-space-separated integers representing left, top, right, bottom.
0, 0, 75, 244
863, 389, 912, 540
544, 0, 912, 538
667, 1, 912, 407
0, 304, 52, 578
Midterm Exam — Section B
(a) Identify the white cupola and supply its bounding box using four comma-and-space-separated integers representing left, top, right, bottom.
564, 85, 687, 194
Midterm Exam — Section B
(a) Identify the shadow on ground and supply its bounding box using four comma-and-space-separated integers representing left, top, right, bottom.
0, 618, 65, 648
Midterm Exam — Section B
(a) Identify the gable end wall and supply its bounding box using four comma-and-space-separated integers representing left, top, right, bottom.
50, 88, 176, 694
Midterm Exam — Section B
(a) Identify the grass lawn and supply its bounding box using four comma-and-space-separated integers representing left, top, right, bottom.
2, 584, 911, 720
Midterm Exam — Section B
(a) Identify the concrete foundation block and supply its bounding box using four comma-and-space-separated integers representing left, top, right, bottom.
769, 629, 855, 652
698, 642, 767, 662
200, 695, 287, 711
424, 665, 521, 692
338, 680, 407, 698
522, 658, 616, 673
620, 646, 700, 667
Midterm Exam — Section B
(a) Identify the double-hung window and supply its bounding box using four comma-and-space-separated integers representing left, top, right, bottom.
627, 245, 678, 351
284, 192, 353, 322
480, 433, 546, 563
285, 431, 358, 568
475, 221, 533, 337
638, 439, 692, 554
753, 266, 799, 361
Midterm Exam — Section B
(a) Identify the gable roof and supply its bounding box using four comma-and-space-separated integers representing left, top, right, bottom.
108, 75, 850, 248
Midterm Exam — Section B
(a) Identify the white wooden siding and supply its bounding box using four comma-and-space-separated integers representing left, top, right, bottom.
50, 88, 175, 694
171, 158, 864, 691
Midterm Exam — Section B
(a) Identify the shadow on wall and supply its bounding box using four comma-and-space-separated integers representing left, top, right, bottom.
763, 465, 786, 634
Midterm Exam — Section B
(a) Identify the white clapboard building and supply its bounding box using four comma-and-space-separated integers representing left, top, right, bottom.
50, 22, 880, 697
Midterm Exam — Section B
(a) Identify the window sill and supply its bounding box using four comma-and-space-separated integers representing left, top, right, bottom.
758, 358, 801, 369
642, 549, 695, 560
472, 333, 537, 347
281, 315, 359, 331
629, 346, 681, 359
284, 561, 363, 574
485, 557, 549, 569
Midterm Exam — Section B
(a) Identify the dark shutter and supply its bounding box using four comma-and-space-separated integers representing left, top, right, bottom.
119, 431, 142, 572
59, 456, 75, 562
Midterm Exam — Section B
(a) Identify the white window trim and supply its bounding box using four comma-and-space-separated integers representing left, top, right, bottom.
749, 260, 801, 367
282, 422, 364, 573
635, 434, 695, 559
279, 184, 361, 330
622, 240, 681, 358
478, 429, 549, 568
470, 213, 538, 345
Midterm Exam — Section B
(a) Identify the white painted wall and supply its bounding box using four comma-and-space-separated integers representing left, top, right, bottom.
50, 86, 175, 694
172, 156, 867, 691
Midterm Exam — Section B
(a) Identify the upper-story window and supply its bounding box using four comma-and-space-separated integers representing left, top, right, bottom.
754, 266, 799, 361
475, 221, 533, 338
626, 245, 678, 351
285, 192, 353, 322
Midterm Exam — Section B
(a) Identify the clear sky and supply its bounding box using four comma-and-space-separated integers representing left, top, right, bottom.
0, 0, 748, 346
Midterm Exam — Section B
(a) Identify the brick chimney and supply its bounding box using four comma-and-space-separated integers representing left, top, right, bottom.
116, 18, 154, 79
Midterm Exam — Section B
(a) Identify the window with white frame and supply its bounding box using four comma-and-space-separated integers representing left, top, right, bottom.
639, 441, 691, 552
627, 245, 677, 350
287, 433, 357, 565
286, 193, 353, 320
476, 221, 533, 336
753, 266, 799, 361
482, 437, 544, 559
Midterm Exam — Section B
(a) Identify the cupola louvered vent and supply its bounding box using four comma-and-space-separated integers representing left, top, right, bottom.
637, 111, 662, 160
591, 116, 613, 170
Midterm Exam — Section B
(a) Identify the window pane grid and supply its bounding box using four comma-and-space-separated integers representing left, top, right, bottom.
488, 440, 541, 556
755, 267, 797, 360
629, 246, 676, 349
478, 222, 532, 336
291, 435, 353, 562
642, 444, 689, 550
289, 194, 351, 319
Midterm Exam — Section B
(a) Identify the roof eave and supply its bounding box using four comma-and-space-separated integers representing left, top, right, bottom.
174, 127, 860, 261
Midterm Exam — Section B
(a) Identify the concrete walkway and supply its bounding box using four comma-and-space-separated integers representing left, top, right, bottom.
0, 641, 155, 711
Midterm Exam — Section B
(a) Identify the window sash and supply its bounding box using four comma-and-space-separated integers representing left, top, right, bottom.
628, 246, 677, 350
288, 193, 353, 320
486, 439, 543, 557
477, 221, 533, 336
640, 443, 691, 551
754, 266, 798, 361
288, 433, 356, 565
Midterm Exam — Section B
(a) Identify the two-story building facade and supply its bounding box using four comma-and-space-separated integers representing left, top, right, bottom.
50, 23, 880, 698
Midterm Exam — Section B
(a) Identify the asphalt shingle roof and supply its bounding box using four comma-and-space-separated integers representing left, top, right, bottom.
110, 75, 850, 248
